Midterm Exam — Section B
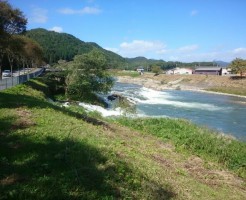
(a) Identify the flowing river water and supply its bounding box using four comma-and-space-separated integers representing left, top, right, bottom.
79, 82, 246, 141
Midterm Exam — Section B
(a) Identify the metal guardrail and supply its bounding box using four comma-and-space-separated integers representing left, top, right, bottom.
0, 68, 45, 91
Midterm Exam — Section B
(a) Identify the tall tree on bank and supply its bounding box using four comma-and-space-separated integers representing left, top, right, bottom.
0, 0, 27, 78
66, 50, 114, 101
230, 58, 246, 77
11, 35, 43, 75
23, 36, 43, 68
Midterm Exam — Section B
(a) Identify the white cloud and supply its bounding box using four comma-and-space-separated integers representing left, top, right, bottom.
156, 49, 168, 54
106, 40, 246, 62
29, 7, 48, 24
190, 10, 198, 16
178, 45, 199, 52
233, 48, 246, 57
49, 26, 63, 33
168, 51, 220, 62
58, 6, 101, 15
166, 48, 246, 62
117, 40, 167, 57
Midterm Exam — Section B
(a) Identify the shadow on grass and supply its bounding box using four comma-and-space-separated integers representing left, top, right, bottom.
230, 76, 246, 80
0, 126, 117, 199
0, 87, 176, 199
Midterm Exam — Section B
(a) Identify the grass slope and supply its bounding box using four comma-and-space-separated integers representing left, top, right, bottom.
0, 79, 245, 199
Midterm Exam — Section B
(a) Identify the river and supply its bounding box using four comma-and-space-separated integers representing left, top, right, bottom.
79, 82, 246, 141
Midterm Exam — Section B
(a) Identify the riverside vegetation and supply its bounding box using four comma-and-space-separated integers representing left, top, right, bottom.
0, 77, 246, 199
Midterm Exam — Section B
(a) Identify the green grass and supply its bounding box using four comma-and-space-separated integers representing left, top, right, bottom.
115, 117, 246, 179
0, 79, 246, 199
0, 80, 174, 199
110, 70, 140, 77
207, 87, 246, 96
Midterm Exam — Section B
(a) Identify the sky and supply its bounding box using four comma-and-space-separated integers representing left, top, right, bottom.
8, 0, 246, 62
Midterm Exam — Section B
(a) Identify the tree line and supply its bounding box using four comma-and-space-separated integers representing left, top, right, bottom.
0, 1, 113, 101
0, 0, 43, 79
125, 57, 216, 71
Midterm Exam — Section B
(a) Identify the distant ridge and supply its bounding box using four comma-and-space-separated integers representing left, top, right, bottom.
214, 60, 230, 67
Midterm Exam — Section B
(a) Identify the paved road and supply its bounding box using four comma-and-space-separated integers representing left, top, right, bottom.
2, 68, 33, 79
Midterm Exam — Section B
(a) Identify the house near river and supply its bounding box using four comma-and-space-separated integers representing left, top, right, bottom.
166, 67, 193, 75
166, 66, 231, 76
193, 67, 231, 76
136, 67, 145, 75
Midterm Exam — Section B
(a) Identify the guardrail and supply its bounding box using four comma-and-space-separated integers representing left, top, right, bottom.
0, 68, 45, 91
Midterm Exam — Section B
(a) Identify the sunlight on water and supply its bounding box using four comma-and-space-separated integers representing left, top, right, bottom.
135, 87, 223, 111
79, 82, 246, 140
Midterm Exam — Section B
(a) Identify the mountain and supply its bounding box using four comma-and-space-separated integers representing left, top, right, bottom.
214, 60, 230, 67
125, 57, 215, 70
25, 28, 126, 68
125, 57, 170, 70
25, 28, 222, 70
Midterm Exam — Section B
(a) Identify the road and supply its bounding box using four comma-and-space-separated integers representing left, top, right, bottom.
2, 68, 33, 79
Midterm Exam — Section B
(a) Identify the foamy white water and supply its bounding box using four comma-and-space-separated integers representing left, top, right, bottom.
117, 87, 223, 111
109, 82, 246, 140
79, 102, 124, 117
78, 102, 168, 118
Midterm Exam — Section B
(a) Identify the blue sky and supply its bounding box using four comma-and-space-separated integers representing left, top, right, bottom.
8, 0, 246, 62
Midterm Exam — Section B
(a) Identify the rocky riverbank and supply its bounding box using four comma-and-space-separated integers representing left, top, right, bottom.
116, 73, 246, 97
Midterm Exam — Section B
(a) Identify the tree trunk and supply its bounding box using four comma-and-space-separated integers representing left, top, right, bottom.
0, 52, 4, 80
7, 53, 14, 85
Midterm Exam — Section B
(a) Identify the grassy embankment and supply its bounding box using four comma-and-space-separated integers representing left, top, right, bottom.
0, 78, 246, 199
110, 70, 140, 78
206, 87, 246, 96
206, 77, 246, 96
115, 71, 246, 97
115, 118, 246, 178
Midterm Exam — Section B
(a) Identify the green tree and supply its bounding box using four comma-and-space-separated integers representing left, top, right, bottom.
230, 58, 246, 77
3, 35, 43, 79
0, 0, 27, 78
4, 35, 24, 77
23, 36, 43, 68
151, 65, 162, 75
66, 50, 114, 100
0, 0, 27, 35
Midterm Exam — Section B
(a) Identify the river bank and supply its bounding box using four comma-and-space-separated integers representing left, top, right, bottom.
1, 79, 245, 199
116, 73, 246, 98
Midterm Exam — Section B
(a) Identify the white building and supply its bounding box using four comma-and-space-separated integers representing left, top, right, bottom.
166, 68, 193, 75
136, 67, 144, 72
136, 67, 144, 74
221, 68, 231, 76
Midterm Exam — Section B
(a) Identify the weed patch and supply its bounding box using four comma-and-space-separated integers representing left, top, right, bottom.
115, 117, 246, 179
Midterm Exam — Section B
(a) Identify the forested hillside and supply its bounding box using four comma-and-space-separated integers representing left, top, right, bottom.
25, 28, 126, 68
125, 57, 215, 71
24, 29, 223, 71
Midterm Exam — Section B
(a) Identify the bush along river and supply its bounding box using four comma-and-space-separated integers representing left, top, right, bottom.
79, 82, 246, 141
